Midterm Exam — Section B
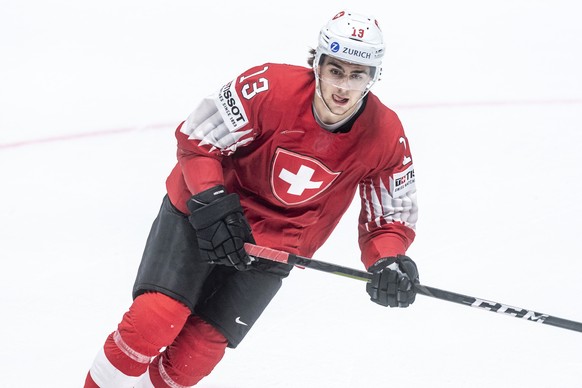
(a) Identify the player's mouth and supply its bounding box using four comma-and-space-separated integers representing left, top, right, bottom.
332, 94, 350, 106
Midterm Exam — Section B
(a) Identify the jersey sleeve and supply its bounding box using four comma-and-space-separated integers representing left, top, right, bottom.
358, 134, 418, 269
175, 65, 270, 194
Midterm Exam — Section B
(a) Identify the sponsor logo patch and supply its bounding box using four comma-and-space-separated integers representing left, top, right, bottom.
330, 42, 340, 53
389, 164, 415, 197
342, 47, 372, 59
216, 80, 249, 131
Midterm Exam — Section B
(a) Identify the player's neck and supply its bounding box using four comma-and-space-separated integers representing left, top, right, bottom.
312, 100, 362, 132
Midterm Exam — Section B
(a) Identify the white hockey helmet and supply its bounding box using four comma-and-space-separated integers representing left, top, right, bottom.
314, 10, 385, 86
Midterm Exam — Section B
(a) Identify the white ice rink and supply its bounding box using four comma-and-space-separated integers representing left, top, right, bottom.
1, 1, 582, 387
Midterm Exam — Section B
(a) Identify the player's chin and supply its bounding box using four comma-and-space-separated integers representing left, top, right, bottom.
328, 99, 354, 115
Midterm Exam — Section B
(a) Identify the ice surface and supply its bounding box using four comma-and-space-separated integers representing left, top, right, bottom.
1, 1, 581, 387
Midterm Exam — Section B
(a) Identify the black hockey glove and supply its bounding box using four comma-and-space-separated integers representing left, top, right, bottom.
366, 255, 419, 307
187, 185, 255, 271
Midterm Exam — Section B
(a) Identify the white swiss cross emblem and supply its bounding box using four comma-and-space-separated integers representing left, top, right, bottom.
271, 148, 341, 205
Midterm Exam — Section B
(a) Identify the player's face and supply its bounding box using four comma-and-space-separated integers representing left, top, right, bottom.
314, 57, 372, 124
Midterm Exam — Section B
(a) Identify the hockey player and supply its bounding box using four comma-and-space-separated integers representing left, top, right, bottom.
85, 10, 419, 387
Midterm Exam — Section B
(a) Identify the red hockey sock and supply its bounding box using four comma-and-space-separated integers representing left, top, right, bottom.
147, 315, 228, 387
83, 372, 99, 388
86, 292, 191, 387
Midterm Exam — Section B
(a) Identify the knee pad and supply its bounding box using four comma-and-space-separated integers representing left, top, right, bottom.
178, 316, 228, 375
118, 292, 191, 355
150, 316, 228, 386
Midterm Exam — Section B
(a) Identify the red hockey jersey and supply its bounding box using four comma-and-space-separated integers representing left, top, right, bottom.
166, 63, 417, 269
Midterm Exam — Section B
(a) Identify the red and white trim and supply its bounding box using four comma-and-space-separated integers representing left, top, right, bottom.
113, 329, 153, 364
360, 177, 418, 231
157, 355, 192, 388
88, 347, 144, 388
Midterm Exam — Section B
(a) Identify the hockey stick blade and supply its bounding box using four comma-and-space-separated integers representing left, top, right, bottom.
245, 243, 582, 333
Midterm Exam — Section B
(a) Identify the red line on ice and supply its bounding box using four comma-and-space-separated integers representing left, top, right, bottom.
0, 122, 174, 150
2, 98, 582, 150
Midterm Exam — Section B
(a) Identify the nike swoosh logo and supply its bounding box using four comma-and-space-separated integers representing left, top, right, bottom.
235, 316, 248, 326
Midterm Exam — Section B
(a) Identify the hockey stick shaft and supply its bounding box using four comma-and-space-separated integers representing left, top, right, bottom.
245, 243, 582, 333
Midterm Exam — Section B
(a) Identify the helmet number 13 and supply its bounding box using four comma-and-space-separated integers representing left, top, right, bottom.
352, 28, 365, 38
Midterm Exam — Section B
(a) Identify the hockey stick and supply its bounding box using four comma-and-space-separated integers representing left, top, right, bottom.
245, 243, 582, 333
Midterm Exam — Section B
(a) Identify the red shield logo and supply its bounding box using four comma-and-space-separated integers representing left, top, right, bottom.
271, 148, 341, 205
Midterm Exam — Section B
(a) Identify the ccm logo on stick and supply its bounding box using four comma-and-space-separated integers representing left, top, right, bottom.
471, 298, 549, 323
